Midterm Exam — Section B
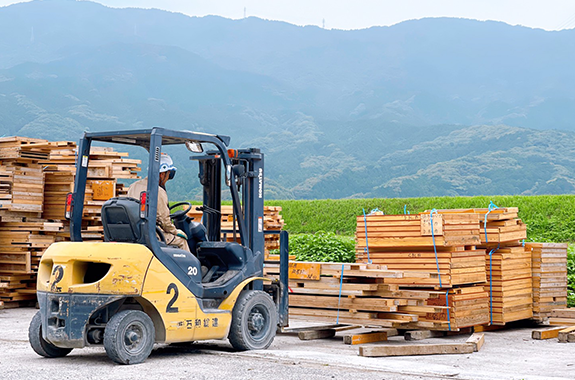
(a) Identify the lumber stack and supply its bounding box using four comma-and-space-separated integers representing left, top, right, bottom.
427, 207, 532, 324
356, 213, 481, 249
549, 308, 575, 326
0, 136, 142, 307
41, 143, 139, 240
0, 137, 49, 216
264, 261, 488, 330
357, 246, 486, 288
0, 273, 38, 308
472, 207, 532, 324
423, 286, 490, 328
527, 243, 568, 320
187, 205, 285, 255
355, 211, 485, 287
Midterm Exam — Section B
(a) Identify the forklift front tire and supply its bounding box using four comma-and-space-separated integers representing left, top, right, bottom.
29, 311, 73, 358
104, 310, 155, 365
229, 290, 277, 351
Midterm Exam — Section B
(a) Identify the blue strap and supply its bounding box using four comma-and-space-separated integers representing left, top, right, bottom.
484, 201, 499, 243
362, 208, 372, 264
336, 264, 344, 324
429, 209, 442, 288
403, 204, 410, 215
445, 291, 451, 331
488, 244, 500, 325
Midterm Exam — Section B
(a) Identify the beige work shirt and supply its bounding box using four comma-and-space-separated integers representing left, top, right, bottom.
127, 177, 178, 236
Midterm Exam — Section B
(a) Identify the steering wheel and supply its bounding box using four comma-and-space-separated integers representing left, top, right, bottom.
169, 201, 193, 220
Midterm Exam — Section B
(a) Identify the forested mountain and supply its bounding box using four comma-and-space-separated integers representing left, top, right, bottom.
0, 0, 574, 199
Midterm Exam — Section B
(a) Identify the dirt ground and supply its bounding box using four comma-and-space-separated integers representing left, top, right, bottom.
1, 307, 573, 380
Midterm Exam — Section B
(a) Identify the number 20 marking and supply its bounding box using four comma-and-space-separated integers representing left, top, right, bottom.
188, 266, 197, 276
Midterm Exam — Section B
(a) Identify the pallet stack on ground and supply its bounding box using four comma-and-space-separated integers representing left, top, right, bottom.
526, 243, 568, 320
0, 137, 142, 308
187, 205, 285, 255
0, 137, 48, 216
356, 212, 481, 249
0, 274, 37, 309
469, 207, 533, 324
41, 143, 139, 240
549, 308, 575, 326
355, 212, 484, 287
264, 261, 489, 330
357, 246, 486, 288
425, 207, 533, 324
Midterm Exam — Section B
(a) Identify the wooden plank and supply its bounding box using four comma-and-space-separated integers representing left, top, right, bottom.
558, 326, 575, 343
289, 262, 321, 280
344, 331, 388, 345
531, 326, 567, 340
404, 330, 445, 341
298, 329, 336, 340
466, 333, 485, 352
281, 324, 345, 333
359, 343, 474, 357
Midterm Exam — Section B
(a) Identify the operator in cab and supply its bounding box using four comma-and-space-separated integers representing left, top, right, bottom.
127, 153, 191, 252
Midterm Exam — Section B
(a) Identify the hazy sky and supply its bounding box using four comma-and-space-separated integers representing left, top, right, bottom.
2, 0, 575, 31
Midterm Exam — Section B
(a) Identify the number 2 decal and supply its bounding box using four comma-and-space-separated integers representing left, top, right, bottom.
166, 283, 179, 313
50, 265, 64, 293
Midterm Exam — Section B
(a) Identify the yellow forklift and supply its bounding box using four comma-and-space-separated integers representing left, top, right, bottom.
29, 128, 289, 364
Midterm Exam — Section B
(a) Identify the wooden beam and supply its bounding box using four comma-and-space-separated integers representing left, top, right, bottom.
474, 324, 507, 332
531, 326, 566, 340
404, 330, 445, 341
298, 329, 336, 340
466, 333, 485, 352
281, 324, 344, 334
558, 326, 575, 343
359, 343, 474, 357
344, 331, 388, 345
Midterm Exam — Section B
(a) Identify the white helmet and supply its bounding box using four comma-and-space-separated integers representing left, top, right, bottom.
159, 153, 177, 179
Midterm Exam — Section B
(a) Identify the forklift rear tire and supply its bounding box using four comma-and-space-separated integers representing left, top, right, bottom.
228, 290, 277, 351
29, 311, 73, 358
103, 310, 155, 365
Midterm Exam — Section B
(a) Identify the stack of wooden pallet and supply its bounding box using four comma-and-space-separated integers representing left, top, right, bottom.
422, 207, 532, 325
350, 210, 492, 329
264, 261, 489, 330
0, 137, 49, 216
0, 274, 37, 309
357, 246, 486, 288
0, 221, 65, 274
356, 213, 481, 249
41, 143, 139, 240
0, 137, 142, 308
527, 243, 568, 320
549, 308, 575, 326
187, 205, 285, 255
471, 207, 533, 325
355, 212, 485, 287
422, 285, 490, 328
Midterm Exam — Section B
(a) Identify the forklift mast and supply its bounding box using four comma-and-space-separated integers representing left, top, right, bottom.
194, 148, 264, 258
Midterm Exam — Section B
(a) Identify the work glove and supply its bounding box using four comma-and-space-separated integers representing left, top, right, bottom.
176, 229, 188, 239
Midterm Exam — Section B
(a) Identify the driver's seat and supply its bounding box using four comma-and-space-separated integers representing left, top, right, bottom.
101, 197, 143, 244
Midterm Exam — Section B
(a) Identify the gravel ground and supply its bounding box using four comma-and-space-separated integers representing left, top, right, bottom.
1, 307, 573, 380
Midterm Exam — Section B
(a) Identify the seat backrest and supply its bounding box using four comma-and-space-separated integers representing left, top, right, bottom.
101, 197, 143, 243
197, 241, 248, 270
